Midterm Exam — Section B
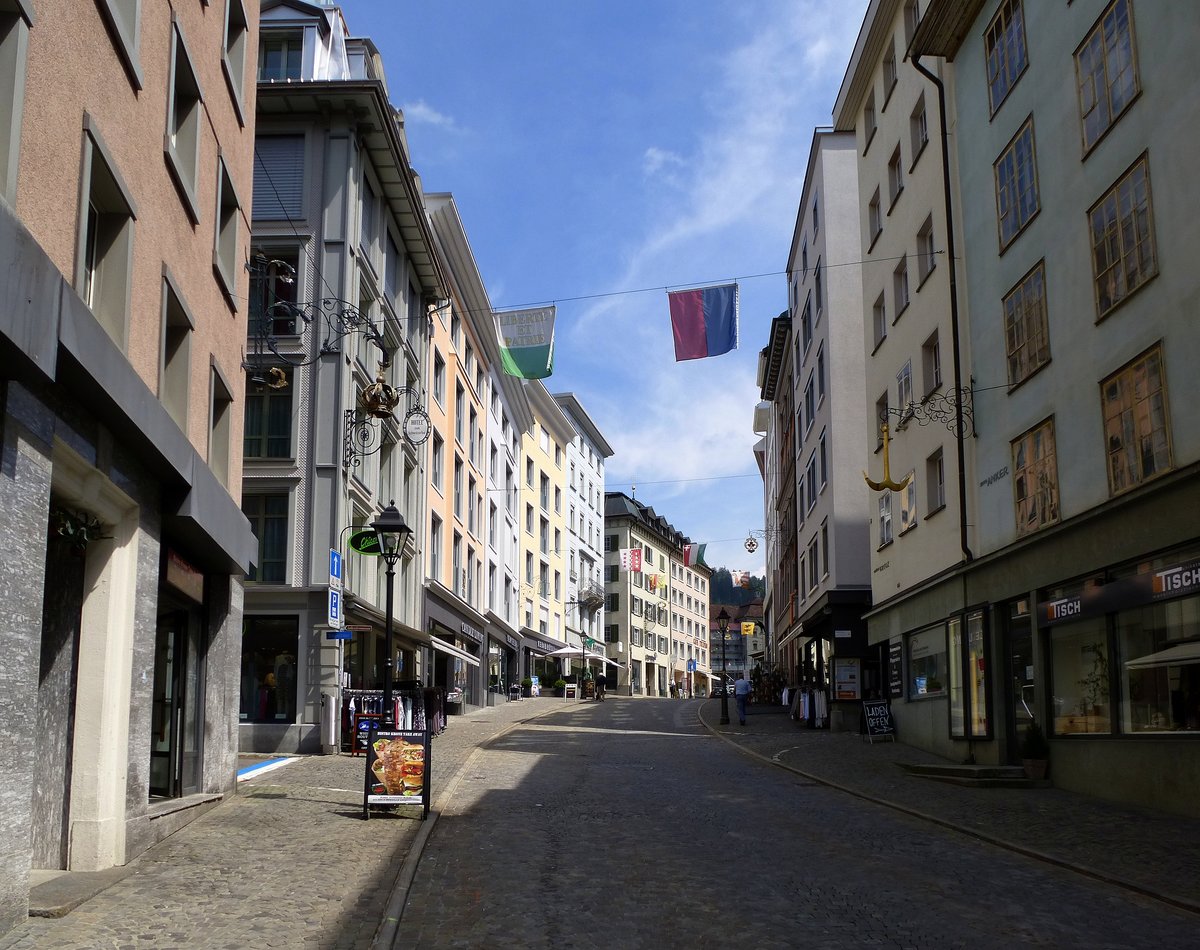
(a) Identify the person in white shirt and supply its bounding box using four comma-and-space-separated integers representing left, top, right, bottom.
734, 676, 751, 725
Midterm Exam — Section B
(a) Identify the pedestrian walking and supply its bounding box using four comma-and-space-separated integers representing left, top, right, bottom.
595, 671, 606, 701
734, 675, 751, 725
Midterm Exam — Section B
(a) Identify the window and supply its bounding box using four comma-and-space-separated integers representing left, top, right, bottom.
468, 407, 478, 464
893, 256, 909, 316
1050, 618, 1111, 735
431, 433, 444, 491
525, 503, 533, 535
917, 215, 936, 284
360, 178, 376, 260
222, 0, 249, 114
243, 494, 288, 583
817, 346, 826, 402
948, 611, 989, 738
900, 472, 917, 533
454, 458, 463, 519
214, 158, 241, 302
896, 361, 913, 419
888, 145, 904, 206
882, 42, 897, 103
1101, 345, 1171, 495
209, 365, 233, 486
801, 297, 813, 353
252, 135, 304, 220
540, 473, 550, 511
1117, 585, 1200, 734
526, 458, 534, 487
160, 271, 193, 430
872, 293, 887, 350
814, 260, 823, 316
807, 536, 819, 591
96, 0, 142, 88
78, 117, 136, 350
429, 514, 442, 582
804, 375, 815, 431
863, 90, 877, 151
433, 351, 446, 405
1012, 418, 1060, 536
910, 95, 928, 165
1090, 156, 1157, 317
821, 520, 829, 579
259, 30, 302, 81
805, 454, 817, 511
1076, 0, 1139, 152
454, 383, 464, 443
875, 393, 889, 450
819, 430, 828, 488
878, 490, 893, 547
244, 369, 293, 459
908, 626, 947, 698
903, 0, 920, 46
926, 448, 945, 513
250, 247, 300, 336
921, 329, 941, 396
240, 617, 298, 723
812, 201, 819, 234
164, 20, 202, 219
467, 476, 477, 533
0, 3, 30, 205
1003, 262, 1050, 386
995, 119, 1039, 249
984, 0, 1027, 115
868, 188, 882, 247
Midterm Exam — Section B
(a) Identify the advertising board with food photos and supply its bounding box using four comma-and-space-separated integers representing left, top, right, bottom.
363, 725, 431, 819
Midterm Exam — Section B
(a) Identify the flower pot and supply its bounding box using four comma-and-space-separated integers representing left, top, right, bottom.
1022, 758, 1047, 781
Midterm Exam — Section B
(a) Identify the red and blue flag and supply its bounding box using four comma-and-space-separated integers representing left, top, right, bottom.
668, 283, 739, 361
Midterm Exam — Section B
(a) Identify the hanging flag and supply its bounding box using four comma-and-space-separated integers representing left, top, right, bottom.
731, 570, 750, 588
682, 543, 706, 567
620, 548, 643, 572
668, 283, 738, 361
496, 305, 555, 379
741, 621, 756, 638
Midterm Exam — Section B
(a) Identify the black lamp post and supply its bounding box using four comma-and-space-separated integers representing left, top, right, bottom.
371, 500, 412, 728
717, 608, 731, 725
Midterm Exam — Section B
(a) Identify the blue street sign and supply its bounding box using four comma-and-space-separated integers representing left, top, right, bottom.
328, 588, 342, 627
326, 630, 353, 640
329, 549, 343, 589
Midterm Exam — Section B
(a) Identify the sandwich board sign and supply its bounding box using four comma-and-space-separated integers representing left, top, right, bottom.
362, 725, 431, 820
862, 699, 895, 744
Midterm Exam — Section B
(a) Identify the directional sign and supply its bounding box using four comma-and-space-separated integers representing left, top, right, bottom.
328, 587, 342, 627
349, 530, 382, 556
329, 549, 343, 589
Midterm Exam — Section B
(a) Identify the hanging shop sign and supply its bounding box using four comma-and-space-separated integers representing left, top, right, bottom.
362, 724, 431, 820
349, 530, 381, 555
863, 699, 896, 743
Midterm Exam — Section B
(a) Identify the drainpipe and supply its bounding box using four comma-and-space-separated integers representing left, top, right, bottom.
912, 52, 972, 564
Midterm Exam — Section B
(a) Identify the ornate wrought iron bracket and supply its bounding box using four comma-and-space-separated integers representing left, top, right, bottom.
885, 386, 975, 438
343, 377, 431, 468
744, 527, 782, 554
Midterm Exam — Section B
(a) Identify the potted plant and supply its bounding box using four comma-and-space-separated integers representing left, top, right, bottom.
521, 677, 533, 698
553, 678, 566, 697
1019, 719, 1049, 780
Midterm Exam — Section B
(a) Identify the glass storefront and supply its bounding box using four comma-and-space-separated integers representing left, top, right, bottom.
908, 626, 947, 699
949, 610, 989, 738
1118, 594, 1200, 733
240, 616, 299, 724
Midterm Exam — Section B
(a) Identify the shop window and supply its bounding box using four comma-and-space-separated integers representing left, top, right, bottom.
1075, 0, 1139, 153
243, 493, 288, 583
984, 0, 1027, 115
948, 611, 989, 738
1050, 618, 1111, 735
1013, 418, 1061, 536
1003, 261, 1050, 386
1117, 581, 1200, 734
244, 368, 293, 458
908, 626, 947, 698
1101, 344, 1171, 495
240, 616, 298, 723
1090, 155, 1156, 317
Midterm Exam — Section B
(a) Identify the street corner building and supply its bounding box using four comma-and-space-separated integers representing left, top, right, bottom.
0, 0, 257, 936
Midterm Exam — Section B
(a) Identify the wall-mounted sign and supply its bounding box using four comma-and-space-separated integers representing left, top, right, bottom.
888, 640, 903, 698
834, 657, 861, 700
165, 548, 205, 604
349, 530, 381, 555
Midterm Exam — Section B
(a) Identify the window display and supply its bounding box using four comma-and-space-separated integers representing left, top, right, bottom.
240, 616, 298, 723
1118, 594, 1200, 733
1050, 618, 1110, 735
908, 626, 947, 699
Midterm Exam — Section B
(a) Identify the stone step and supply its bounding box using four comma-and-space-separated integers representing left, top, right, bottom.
899, 762, 1046, 788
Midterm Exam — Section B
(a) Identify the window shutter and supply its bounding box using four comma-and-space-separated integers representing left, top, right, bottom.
253, 136, 304, 219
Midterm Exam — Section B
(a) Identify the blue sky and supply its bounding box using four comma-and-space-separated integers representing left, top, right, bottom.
337, 0, 869, 575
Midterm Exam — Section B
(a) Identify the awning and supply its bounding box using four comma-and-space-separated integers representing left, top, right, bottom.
1125, 641, 1200, 670
429, 637, 481, 667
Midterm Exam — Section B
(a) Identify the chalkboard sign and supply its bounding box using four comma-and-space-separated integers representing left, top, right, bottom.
862, 699, 895, 743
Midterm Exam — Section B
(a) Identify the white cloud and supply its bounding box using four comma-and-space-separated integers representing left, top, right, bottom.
402, 99, 459, 130
642, 146, 684, 178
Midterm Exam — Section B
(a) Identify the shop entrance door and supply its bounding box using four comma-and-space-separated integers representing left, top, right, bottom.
150, 609, 203, 798
1005, 608, 1035, 763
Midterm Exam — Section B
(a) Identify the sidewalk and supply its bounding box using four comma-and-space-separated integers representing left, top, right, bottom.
703, 700, 1200, 916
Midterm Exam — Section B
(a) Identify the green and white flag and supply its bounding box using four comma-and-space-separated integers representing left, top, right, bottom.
496, 305, 555, 379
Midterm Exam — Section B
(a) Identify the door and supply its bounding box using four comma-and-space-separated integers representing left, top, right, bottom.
150, 609, 204, 798
1005, 604, 1035, 763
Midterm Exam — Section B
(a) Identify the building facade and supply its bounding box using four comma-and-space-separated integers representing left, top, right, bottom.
242, 2, 445, 751
554, 392, 613, 657
1, 0, 256, 934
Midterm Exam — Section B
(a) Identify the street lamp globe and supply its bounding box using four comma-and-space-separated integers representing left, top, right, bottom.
369, 500, 412, 727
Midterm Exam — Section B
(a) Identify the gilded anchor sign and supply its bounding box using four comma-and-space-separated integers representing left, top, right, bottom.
863, 423, 912, 492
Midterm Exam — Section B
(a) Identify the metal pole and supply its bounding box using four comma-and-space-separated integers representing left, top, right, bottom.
719, 637, 730, 725
383, 558, 395, 728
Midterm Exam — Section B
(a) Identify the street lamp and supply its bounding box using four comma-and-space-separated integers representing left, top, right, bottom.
717, 608, 731, 726
371, 500, 412, 728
